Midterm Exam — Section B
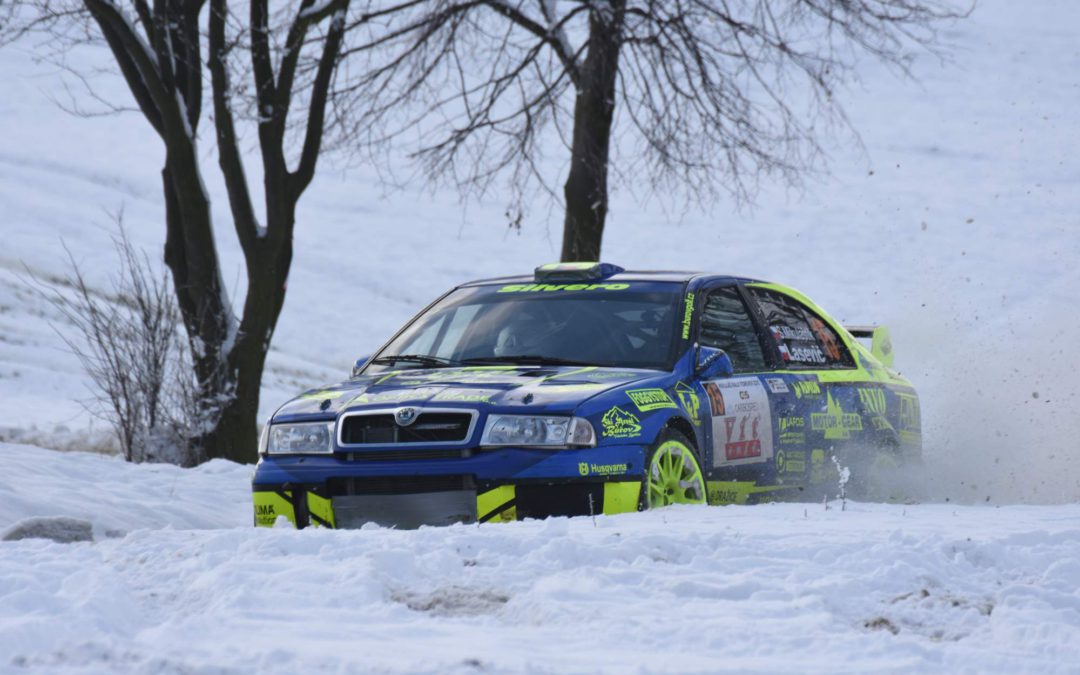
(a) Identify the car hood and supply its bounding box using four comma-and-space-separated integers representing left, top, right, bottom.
273, 365, 661, 419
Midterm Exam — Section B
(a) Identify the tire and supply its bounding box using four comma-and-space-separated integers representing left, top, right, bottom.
641, 429, 708, 509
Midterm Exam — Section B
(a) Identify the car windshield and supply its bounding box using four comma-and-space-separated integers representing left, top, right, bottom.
367, 281, 685, 372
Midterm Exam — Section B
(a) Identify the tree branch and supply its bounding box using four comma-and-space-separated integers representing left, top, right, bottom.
209, 0, 260, 260
292, 0, 350, 196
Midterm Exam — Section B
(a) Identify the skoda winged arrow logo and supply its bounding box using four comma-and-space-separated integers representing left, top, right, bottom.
394, 407, 418, 426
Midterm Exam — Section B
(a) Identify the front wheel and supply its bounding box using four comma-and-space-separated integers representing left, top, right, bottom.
643, 431, 707, 509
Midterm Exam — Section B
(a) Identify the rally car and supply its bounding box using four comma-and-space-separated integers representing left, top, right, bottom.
253, 262, 920, 528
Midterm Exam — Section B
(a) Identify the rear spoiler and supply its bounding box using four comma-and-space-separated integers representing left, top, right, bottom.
844, 324, 894, 368
844, 325, 876, 339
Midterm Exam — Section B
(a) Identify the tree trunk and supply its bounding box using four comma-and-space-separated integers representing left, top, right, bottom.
83, 0, 345, 465
561, 2, 624, 262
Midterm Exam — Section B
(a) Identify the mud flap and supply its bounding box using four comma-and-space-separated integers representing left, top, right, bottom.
602, 481, 642, 514
307, 491, 336, 528
253, 490, 295, 527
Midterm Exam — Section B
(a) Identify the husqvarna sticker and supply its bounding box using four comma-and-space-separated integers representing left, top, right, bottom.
705, 377, 774, 467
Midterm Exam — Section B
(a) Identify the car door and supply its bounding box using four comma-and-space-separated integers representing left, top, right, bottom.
695, 285, 790, 472
743, 285, 862, 485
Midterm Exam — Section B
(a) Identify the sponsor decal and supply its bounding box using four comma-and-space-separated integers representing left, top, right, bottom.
779, 416, 804, 432
869, 416, 894, 432
681, 293, 695, 339
707, 377, 774, 467
792, 380, 821, 399
778, 416, 806, 446
579, 462, 630, 477
601, 406, 642, 439
712, 489, 742, 504
675, 382, 702, 426
347, 387, 440, 406
586, 371, 641, 380
256, 504, 275, 516
808, 316, 843, 361
810, 392, 863, 440
299, 389, 348, 400
375, 367, 519, 386
724, 415, 763, 460
497, 283, 629, 293
433, 389, 495, 403
704, 382, 725, 416
536, 383, 606, 393
810, 449, 827, 484
776, 450, 806, 474
626, 388, 677, 412
765, 377, 790, 394
897, 392, 921, 443
897, 393, 921, 431
858, 388, 887, 415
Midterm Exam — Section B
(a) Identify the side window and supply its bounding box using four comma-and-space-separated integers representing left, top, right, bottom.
699, 286, 767, 372
748, 288, 854, 369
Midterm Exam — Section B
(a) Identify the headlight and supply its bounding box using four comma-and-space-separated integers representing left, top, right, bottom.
266, 421, 335, 455
480, 415, 596, 448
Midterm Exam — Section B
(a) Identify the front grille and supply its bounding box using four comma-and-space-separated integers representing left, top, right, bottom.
327, 475, 474, 496
340, 411, 474, 446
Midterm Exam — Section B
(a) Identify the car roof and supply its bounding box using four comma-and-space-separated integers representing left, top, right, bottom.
460, 270, 763, 287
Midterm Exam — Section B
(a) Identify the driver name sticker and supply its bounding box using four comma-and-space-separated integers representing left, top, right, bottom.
705, 377, 774, 468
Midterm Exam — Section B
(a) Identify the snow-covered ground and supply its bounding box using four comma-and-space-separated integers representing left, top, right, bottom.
2, 0, 1080, 671
3, 443, 1080, 673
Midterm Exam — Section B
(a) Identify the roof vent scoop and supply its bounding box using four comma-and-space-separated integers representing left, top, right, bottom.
534, 262, 624, 282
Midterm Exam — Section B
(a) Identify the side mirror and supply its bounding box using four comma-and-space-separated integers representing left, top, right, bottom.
351, 355, 371, 377
695, 346, 734, 379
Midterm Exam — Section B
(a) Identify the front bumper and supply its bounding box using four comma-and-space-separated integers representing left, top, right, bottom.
252, 444, 646, 529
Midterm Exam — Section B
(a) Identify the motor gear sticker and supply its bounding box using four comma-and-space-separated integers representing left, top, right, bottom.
705, 377, 774, 467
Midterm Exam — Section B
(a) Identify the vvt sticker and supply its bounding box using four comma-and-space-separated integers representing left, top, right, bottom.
705, 377, 774, 468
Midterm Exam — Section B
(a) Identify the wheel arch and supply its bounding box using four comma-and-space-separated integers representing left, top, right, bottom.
660, 414, 699, 450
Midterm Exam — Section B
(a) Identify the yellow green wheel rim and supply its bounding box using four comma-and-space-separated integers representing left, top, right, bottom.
646, 440, 706, 508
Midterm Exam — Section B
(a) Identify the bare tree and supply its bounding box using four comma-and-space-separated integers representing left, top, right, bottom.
8, 0, 351, 462
32, 223, 202, 466
334, 0, 965, 260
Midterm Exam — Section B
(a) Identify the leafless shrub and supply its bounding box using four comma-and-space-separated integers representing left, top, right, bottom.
30, 221, 203, 466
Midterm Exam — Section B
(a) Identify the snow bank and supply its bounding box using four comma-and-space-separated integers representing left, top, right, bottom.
1, 444, 1079, 672
0, 443, 251, 534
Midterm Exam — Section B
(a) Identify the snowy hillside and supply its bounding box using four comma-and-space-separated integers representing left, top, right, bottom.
1, 0, 1080, 672
3, 443, 1080, 673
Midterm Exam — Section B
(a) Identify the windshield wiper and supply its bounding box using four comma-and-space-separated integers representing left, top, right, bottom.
370, 354, 456, 368
460, 355, 595, 367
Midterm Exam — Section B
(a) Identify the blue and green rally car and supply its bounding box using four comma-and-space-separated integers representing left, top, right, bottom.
253, 262, 920, 528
